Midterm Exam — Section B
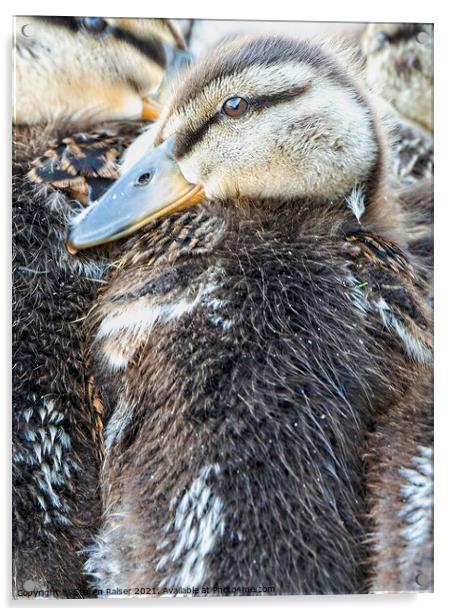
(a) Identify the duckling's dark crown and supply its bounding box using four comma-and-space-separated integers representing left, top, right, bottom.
173, 36, 367, 113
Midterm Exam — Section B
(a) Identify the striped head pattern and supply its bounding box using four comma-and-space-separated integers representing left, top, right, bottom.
154, 36, 383, 206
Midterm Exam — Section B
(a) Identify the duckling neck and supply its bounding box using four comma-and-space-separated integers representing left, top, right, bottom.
203, 193, 405, 245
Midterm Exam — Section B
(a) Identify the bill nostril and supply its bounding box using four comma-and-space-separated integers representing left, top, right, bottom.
135, 170, 154, 186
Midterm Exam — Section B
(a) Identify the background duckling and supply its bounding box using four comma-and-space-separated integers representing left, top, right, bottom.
69, 35, 433, 594
362, 23, 433, 136
14, 16, 187, 125
359, 25, 435, 571
13, 16, 188, 598
365, 376, 433, 592
362, 23, 433, 300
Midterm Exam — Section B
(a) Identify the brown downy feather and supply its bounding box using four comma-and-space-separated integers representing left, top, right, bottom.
84, 201, 432, 595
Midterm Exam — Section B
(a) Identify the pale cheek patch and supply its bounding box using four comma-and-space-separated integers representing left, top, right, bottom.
156, 464, 225, 592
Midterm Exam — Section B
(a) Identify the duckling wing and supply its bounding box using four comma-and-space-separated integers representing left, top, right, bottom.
345, 229, 415, 279
344, 228, 432, 364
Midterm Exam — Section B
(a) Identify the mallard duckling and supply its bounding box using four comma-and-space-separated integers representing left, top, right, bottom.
362, 23, 433, 184
13, 16, 188, 598
70, 35, 433, 595
362, 23, 433, 134
14, 16, 188, 125
362, 24, 433, 300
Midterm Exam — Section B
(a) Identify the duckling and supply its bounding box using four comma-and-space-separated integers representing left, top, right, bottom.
362, 23, 433, 135
69, 35, 433, 595
362, 23, 433, 185
362, 24, 433, 299
13, 16, 188, 598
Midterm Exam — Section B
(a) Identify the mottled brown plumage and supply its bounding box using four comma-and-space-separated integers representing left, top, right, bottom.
362, 24, 433, 310
27, 129, 135, 204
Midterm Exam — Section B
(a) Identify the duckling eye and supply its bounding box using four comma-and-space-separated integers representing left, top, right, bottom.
80, 17, 108, 35
222, 97, 249, 118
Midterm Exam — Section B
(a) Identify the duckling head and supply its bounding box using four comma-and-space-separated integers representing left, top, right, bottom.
362, 23, 433, 132
68, 35, 388, 250
14, 16, 189, 125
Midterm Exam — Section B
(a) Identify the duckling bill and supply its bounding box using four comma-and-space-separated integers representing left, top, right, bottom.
67, 138, 204, 251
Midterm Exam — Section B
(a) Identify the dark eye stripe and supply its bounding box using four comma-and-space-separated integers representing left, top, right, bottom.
382, 24, 430, 45
250, 84, 309, 107
111, 27, 166, 67
174, 84, 310, 159
174, 114, 220, 159
35, 16, 79, 31
34, 16, 166, 67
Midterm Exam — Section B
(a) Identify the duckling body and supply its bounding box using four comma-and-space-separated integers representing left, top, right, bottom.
362, 23, 433, 135
84, 201, 431, 595
12, 16, 187, 597
70, 35, 433, 595
361, 25, 434, 588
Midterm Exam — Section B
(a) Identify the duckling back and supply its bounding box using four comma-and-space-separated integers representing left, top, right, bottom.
85, 203, 432, 595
